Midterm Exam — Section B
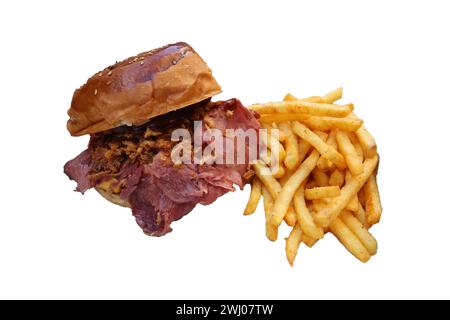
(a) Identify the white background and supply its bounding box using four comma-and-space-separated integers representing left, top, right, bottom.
0, 0, 449, 299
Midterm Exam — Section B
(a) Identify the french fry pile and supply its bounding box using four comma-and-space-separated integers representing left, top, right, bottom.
244, 88, 382, 266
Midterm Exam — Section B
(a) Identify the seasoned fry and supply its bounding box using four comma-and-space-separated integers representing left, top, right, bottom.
270, 150, 320, 227
355, 124, 377, 158
305, 186, 341, 200
315, 155, 379, 227
253, 160, 282, 199
321, 87, 343, 104
260, 114, 363, 132
293, 183, 324, 240
329, 169, 345, 187
345, 171, 359, 212
278, 122, 300, 170
262, 187, 278, 241
244, 179, 262, 215
364, 174, 383, 226
250, 100, 353, 117
329, 218, 371, 263
285, 224, 303, 266
292, 121, 346, 170
336, 130, 363, 175
340, 210, 377, 255
284, 93, 324, 103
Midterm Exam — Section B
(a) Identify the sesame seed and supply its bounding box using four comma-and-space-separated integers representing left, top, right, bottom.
107, 70, 112, 76
94, 89, 98, 95
140, 61, 144, 65
99, 73, 103, 77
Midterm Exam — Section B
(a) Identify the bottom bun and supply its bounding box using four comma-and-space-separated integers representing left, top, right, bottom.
95, 187, 130, 208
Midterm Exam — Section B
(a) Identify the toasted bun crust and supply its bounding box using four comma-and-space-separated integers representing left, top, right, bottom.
67, 42, 222, 136
95, 187, 130, 208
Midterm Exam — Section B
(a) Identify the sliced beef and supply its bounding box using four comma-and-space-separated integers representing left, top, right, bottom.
64, 99, 259, 236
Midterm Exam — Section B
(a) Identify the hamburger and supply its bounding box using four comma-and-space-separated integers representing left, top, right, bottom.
64, 42, 260, 236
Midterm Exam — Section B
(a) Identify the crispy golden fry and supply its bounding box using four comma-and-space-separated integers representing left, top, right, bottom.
329, 169, 345, 187
260, 114, 363, 132
312, 168, 330, 187
293, 183, 324, 240
285, 224, 303, 266
284, 206, 297, 226
355, 202, 368, 229
364, 174, 383, 226
329, 217, 371, 263
302, 233, 319, 248
278, 122, 300, 170
321, 87, 343, 104
262, 187, 278, 241
297, 138, 312, 163
253, 160, 282, 199
250, 101, 353, 117
345, 171, 359, 212
340, 210, 377, 255
244, 179, 262, 215
270, 150, 321, 227
314, 155, 379, 227
354, 123, 377, 158
336, 130, 364, 175
305, 186, 341, 200
292, 121, 347, 170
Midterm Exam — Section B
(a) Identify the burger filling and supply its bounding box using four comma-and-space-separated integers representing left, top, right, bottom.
64, 99, 259, 236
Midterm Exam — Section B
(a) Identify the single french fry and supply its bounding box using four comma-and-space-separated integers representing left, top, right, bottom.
262, 187, 278, 241
284, 206, 297, 227
292, 121, 347, 170
364, 174, 383, 226
322, 87, 343, 104
329, 217, 371, 263
279, 122, 300, 170
261, 114, 363, 132
329, 169, 345, 187
285, 224, 303, 266
336, 130, 364, 175
250, 101, 353, 117
314, 155, 379, 228
312, 168, 330, 187
244, 179, 262, 215
354, 123, 377, 158
270, 150, 321, 227
345, 171, 359, 212
340, 210, 378, 255
293, 183, 324, 240
253, 160, 282, 199
305, 186, 341, 200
